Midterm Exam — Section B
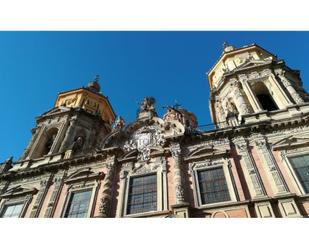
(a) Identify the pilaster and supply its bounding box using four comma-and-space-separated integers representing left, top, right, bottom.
44, 172, 66, 218
253, 135, 289, 195
96, 156, 116, 218
170, 143, 186, 204
233, 137, 266, 199
29, 174, 53, 218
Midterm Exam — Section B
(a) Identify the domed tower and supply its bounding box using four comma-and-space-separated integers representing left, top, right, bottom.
208, 43, 309, 128
18, 76, 116, 166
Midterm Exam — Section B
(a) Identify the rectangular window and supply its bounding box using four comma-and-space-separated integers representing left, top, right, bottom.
289, 155, 309, 193
1, 203, 24, 218
64, 190, 92, 218
127, 174, 157, 215
198, 167, 231, 205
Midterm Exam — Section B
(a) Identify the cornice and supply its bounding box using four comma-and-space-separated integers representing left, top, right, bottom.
0, 147, 122, 181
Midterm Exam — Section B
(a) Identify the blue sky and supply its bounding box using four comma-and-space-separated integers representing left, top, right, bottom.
1, 31, 309, 162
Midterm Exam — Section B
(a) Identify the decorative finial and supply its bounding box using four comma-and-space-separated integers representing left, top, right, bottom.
223, 42, 235, 53
88, 74, 101, 93
6, 156, 13, 163
173, 99, 182, 109
94, 74, 100, 83
223, 41, 229, 49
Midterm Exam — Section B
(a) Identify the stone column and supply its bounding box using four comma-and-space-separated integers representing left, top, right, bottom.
233, 137, 266, 199
231, 80, 252, 115
275, 69, 304, 104
253, 135, 288, 195
170, 143, 185, 204
97, 156, 116, 218
59, 118, 77, 152
238, 74, 263, 112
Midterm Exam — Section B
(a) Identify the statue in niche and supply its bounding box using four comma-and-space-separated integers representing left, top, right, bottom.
225, 99, 239, 126
215, 100, 225, 124
71, 136, 85, 153
226, 100, 239, 115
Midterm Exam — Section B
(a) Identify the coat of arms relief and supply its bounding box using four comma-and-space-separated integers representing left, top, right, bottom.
124, 126, 165, 163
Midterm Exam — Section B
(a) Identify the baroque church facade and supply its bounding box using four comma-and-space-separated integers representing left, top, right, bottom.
1, 43, 309, 218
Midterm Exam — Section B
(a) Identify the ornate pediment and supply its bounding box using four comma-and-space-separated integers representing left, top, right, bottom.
120, 150, 138, 161
65, 168, 104, 183
235, 59, 271, 72
272, 135, 309, 150
0, 185, 38, 198
40, 106, 71, 117
184, 146, 229, 162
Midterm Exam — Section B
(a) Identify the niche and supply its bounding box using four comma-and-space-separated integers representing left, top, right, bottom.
252, 82, 279, 111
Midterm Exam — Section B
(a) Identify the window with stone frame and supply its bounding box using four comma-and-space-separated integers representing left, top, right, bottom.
64, 189, 92, 218
126, 174, 157, 215
289, 154, 309, 193
0, 203, 24, 218
197, 167, 231, 205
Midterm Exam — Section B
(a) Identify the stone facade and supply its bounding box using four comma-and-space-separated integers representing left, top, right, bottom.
1, 44, 309, 218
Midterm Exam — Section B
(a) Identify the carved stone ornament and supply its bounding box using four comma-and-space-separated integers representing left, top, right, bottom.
189, 159, 224, 171
140, 97, 156, 112
175, 184, 185, 200
275, 69, 305, 104
123, 126, 165, 162
71, 136, 85, 153
113, 116, 126, 130
171, 144, 181, 158
99, 196, 110, 216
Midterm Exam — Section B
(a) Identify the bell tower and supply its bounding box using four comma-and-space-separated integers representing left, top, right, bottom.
208, 43, 309, 128
19, 76, 116, 163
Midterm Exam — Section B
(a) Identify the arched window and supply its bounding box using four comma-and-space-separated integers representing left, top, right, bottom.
41, 128, 58, 156
252, 82, 279, 111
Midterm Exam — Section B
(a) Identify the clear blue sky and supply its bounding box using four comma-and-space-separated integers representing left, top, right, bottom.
1, 31, 309, 162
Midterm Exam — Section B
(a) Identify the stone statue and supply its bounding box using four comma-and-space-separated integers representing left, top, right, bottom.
72, 136, 85, 153
225, 99, 239, 126
226, 100, 238, 115
215, 100, 226, 126
140, 97, 156, 112
113, 116, 125, 130
0, 156, 13, 173
138, 96, 157, 119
